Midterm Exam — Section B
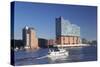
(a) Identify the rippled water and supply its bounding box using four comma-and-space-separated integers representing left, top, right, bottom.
14, 46, 97, 66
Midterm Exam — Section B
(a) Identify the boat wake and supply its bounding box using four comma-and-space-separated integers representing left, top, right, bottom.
36, 55, 47, 59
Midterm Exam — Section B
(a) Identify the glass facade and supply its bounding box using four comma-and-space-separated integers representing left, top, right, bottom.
56, 16, 80, 45
56, 16, 80, 37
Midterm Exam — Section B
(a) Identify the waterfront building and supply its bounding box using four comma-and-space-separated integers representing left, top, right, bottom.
23, 26, 39, 49
48, 39, 55, 45
56, 16, 81, 45
38, 38, 48, 48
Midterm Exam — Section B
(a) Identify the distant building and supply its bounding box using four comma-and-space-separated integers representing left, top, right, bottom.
56, 16, 81, 45
48, 39, 55, 45
23, 26, 39, 49
11, 39, 24, 50
38, 38, 48, 48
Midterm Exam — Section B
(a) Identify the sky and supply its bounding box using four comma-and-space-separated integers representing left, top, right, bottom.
13, 1, 97, 41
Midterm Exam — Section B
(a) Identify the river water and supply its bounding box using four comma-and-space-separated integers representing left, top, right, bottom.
14, 46, 97, 66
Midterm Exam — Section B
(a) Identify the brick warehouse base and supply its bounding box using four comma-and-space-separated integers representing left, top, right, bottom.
56, 36, 80, 45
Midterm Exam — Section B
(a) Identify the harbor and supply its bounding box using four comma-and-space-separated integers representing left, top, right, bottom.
14, 46, 97, 66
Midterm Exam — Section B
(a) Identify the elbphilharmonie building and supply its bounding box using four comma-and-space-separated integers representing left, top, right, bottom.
56, 16, 81, 45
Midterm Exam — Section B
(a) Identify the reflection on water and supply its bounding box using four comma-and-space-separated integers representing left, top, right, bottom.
14, 46, 97, 66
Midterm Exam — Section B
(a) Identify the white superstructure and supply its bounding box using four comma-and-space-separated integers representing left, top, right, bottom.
47, 48, 69, 60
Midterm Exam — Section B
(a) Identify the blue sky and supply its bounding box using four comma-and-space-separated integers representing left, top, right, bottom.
13, 1, 97, 40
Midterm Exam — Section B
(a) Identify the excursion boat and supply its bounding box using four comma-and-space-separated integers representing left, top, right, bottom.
47, 46, 69, 60
36, 46, 69, 60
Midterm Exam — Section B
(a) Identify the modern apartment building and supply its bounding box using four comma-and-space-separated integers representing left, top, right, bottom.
56, 16, 81, 45
23, 26, 39, 49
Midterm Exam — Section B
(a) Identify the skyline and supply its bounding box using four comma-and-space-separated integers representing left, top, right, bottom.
13, 1, 97, 41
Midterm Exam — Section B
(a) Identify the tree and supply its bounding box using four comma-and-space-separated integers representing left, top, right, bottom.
90, 40, 97, 46
82, 38, 88, 44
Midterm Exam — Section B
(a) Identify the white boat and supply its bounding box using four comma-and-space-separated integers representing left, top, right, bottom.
47, 48, 69, 60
